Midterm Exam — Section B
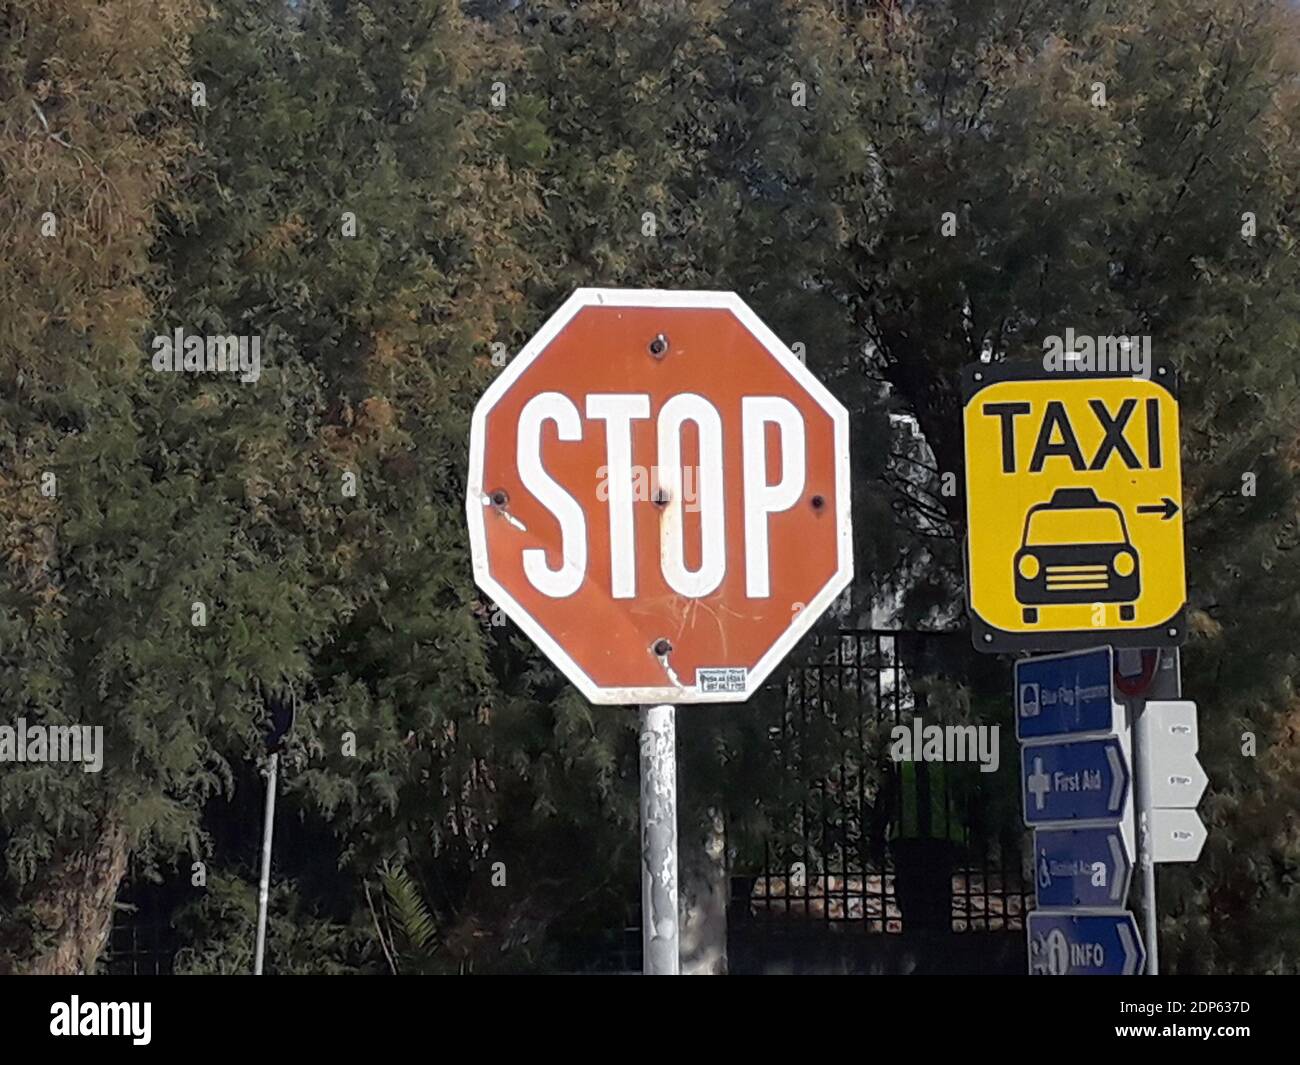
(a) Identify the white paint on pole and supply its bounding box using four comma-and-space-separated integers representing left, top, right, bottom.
639, 704, 679, 974
1128, 694, 1159, 975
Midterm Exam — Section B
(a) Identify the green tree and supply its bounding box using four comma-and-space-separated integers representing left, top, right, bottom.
156, 0, 642, 973
0, 0, 204, 973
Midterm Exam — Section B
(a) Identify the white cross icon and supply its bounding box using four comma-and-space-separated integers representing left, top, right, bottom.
1028, 757, 1052, 811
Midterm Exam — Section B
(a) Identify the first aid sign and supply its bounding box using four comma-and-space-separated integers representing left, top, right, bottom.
467, 289, 852, 704
961, 362, 1186, 652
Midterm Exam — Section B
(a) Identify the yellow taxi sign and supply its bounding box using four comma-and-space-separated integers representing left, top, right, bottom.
962, 362, 1186, 652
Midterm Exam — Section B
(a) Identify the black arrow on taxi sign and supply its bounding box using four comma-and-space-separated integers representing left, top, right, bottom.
1137, 497, 1180, 520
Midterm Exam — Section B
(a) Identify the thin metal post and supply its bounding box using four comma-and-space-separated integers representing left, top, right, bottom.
1131, 696, 1159, 975
254, 750, 278, 975
639, 704, 679, 975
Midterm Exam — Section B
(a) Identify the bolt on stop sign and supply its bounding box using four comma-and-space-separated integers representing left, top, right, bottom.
467, 289, 852, 704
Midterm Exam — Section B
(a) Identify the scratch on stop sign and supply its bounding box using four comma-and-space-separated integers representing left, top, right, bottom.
674, 596, 746, 657
659, 661, 685, 688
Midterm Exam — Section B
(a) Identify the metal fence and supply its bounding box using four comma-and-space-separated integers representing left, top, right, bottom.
728, 629, 1032, 972
105, 882, 176, 975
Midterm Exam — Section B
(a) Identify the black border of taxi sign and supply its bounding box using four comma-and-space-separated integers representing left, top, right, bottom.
961, 360, 1186, 653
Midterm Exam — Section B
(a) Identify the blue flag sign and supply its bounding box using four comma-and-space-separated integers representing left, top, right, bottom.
1034, 827, 1133, 908
1028, 911, 1145, 976
1021, 736, 1130, 825
1015, 647, 1119, 741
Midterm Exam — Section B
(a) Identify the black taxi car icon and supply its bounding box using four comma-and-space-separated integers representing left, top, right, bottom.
1014, 488, 1140, 624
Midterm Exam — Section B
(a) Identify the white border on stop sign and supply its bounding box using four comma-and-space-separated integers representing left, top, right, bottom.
466, 288, 854, 705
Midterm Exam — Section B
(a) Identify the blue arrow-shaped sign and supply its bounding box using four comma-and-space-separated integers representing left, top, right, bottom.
1034, 827, 1133, 908
1015, 647, 1120, 741
1028, 911, 1145, 975
1021, 736, 1130, 825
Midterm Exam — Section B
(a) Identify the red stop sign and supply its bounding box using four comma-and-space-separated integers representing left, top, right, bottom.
467, 290, 852, 704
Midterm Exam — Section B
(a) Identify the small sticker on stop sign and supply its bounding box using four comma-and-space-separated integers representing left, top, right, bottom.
467, 289, 853, 705
697, 668, 747, 694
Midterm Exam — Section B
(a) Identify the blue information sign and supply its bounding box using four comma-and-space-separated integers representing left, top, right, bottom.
1015, 647, 1118, 741
1021, 737, 1130, 825
1028, 911, 1145, 975
1034, 827, 1133, 908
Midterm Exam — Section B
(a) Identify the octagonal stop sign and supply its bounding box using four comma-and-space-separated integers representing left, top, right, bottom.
466, 289, 852, 704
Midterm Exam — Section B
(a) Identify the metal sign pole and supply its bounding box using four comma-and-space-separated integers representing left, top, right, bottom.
1129, 695, 1159, 975
1117, 646, 1180, 976
638, 704, 680, 975
254, 750, 278, 976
